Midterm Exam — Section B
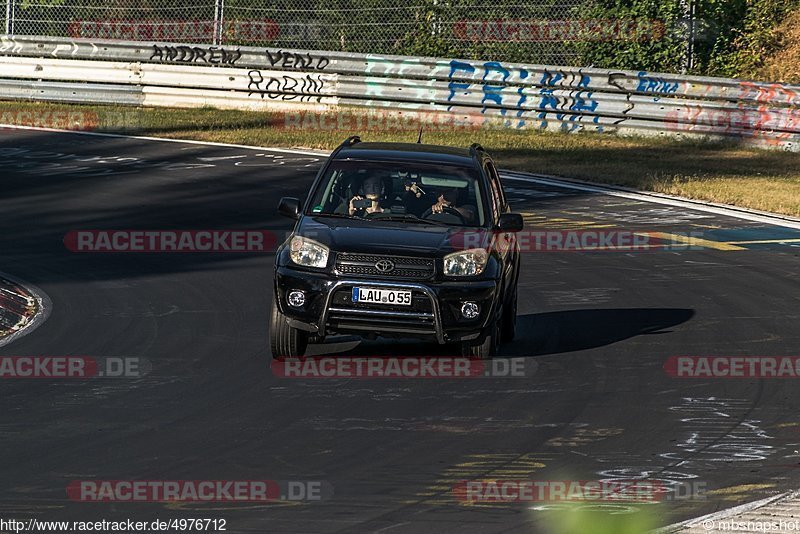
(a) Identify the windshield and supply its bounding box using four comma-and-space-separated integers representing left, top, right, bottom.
306, 160, 487, 227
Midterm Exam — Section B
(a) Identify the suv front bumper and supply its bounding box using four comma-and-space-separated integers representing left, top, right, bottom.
275, 266, 498, 344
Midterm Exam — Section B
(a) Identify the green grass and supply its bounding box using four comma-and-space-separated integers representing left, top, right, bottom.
3, 101, 800, 216
539, 504, 660, 534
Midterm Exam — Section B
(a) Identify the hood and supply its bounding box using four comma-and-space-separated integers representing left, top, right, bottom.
296, 216, 491, 257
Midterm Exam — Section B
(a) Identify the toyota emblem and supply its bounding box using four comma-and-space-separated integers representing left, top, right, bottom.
375, 259, 395, 273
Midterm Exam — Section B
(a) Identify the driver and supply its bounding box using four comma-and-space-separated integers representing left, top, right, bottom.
430, 187, 476, 224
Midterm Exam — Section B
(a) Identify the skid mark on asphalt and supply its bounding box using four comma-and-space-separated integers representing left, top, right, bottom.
300, 416, 559, 432
540, 288, 622, 306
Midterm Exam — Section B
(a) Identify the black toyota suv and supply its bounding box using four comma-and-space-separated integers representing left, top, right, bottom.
271, 137, 523, 359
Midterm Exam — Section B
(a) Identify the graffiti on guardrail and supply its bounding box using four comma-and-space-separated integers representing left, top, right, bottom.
247, 70, 326, 102
634, 71, 679, 95
1, 36, 799, 150
739, 81, 800, 107
150, 45, 242, 66
443, 60, 605, 132
266, 50, 330, 70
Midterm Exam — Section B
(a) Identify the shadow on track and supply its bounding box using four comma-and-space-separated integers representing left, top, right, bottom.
306, 307, 695, 358
505, 307, 695, 356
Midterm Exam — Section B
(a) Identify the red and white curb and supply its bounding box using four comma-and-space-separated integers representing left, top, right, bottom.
0, 272, 51, 348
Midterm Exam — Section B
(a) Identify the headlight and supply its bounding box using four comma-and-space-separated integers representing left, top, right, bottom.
289, 236, 329, 268
443, 248, 488, 276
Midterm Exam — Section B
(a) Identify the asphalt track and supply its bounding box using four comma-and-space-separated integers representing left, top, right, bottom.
1, 128, 800, 533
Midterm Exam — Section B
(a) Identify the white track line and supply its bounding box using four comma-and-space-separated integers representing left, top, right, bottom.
0, 123, 327, 157
3, 123, 800, 230
503, 171, 800, 230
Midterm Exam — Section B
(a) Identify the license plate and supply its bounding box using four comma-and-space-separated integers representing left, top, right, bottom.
352, 287, 412, 306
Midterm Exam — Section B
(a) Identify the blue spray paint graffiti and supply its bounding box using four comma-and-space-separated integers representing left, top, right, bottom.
447, 60, 475, 108
636, 71, 679, 94
444, 61, 606, 132
481, 61, 510, 115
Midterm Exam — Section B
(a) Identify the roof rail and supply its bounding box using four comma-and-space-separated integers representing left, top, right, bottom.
469, 143, 485, 162
328, 135, 361, 160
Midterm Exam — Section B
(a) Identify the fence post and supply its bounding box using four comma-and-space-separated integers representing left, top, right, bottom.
213, 0, 224, 45
686, 0, 696, 72
5, 0, 12, 34
680, 0, 696, 73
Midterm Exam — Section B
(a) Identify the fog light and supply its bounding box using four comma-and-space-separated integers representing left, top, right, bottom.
287, 290, 306, 307
461, 301, 480, 319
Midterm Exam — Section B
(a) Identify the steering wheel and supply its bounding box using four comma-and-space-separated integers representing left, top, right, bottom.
421, 206, 467, 225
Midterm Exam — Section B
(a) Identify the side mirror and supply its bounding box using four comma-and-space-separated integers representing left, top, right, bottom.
497, 213, 524, 232
278, 197, 301, 220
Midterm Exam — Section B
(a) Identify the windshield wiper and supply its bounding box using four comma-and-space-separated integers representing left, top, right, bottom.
371, 214, 451, 226
313, 212, 454, 226
311, 213, 355, 219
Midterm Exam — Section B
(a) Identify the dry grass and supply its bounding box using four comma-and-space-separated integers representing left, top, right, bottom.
755, 9, 800, 84
2, 101, 800, 216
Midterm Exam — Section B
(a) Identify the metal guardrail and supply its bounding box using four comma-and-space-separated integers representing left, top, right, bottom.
0, 34, 798, 150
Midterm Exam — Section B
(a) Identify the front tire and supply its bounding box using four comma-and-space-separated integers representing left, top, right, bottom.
501, 288, 517, 342
270, 296, 308, 359
461, 313, 500, 360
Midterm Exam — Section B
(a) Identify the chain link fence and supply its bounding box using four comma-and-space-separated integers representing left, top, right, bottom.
0, 0, 698, 67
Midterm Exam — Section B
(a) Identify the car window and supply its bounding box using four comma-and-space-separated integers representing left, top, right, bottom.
307, 160, 487, 226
